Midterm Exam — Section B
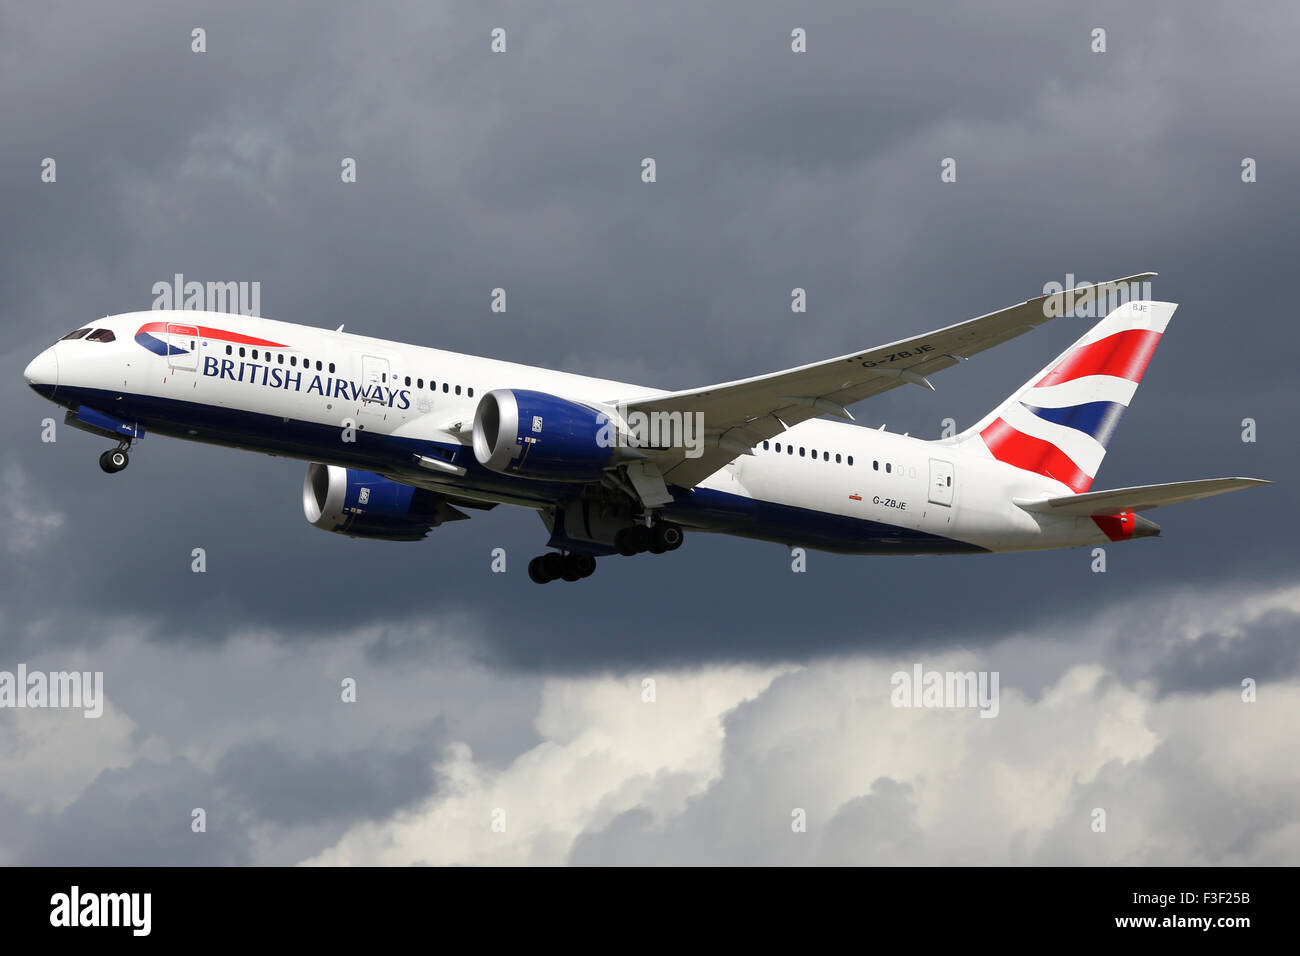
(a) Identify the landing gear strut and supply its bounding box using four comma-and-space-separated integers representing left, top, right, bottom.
99, 442, 131, 474
529, 551, 597, 584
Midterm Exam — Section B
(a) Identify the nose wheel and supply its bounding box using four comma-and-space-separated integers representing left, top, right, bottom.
99, 444, 130, 474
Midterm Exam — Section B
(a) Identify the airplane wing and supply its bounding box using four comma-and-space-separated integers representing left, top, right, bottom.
1013, 477, 1271, 516
617, 273, 1157, 488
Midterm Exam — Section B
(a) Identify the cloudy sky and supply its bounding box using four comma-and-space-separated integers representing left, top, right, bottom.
2, 0, 1297, 865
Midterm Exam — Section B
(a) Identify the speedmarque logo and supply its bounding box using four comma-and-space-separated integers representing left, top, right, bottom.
50, 885, 151, 936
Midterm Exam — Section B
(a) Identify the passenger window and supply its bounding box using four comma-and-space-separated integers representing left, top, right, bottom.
873, 460, 879, 470
417, 378, 424, 388
226, 345, 233, 355
455, 385, 461, 395
468, 387, 474, 397
239, 347, 246, 357
886, 463, 891, 473
278, 354, 284, 364
835, 453, 841, 463
787, 445, 793, 455
316, 361, 322, 371
799, 447, 805, 457
763, 441, 770, 450
60, 328, 91, 340
252, 349, 259, 360
823, 451, 829, 461
291, 356, 297, 366
329, 362, 335, 373
774, 443, 781, 452
405, 376, 411, 386
947, 476, 952, 486
443, 383, 448, 393
848, 456, 854, 466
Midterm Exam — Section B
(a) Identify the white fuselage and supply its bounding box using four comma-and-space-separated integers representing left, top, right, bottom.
26, 311, 1122, 555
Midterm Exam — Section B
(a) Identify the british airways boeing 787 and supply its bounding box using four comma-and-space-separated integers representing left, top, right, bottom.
23, 273, 1267, 582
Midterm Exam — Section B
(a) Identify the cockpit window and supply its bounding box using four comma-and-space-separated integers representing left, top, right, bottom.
85, 329, 116, 342
60, 328, 91, 340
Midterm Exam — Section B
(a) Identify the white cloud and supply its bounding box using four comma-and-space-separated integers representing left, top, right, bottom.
307, 579, 1300, 866
3, 580, 1296, 865
308, 665, 785, 865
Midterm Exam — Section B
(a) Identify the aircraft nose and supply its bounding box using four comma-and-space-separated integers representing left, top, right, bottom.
24, 346, 59, 397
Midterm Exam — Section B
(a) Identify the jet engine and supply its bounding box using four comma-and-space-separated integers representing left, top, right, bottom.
302, 463, 464, 540
472, 388, 623, 482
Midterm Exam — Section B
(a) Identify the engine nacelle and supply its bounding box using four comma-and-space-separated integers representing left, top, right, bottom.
302, 463, 453, 541
473, 389, 619, 482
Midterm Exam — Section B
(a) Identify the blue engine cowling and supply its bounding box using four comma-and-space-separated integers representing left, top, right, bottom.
472, 389, 620, 482
302, 463, 449, 541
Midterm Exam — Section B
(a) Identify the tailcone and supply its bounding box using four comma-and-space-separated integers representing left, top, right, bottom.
1132, 514, 1161, 538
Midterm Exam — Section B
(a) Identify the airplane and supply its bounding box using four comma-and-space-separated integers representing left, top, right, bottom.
23, 273, 1268, 583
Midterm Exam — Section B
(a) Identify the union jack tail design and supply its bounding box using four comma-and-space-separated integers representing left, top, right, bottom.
954, 300, 1176, 492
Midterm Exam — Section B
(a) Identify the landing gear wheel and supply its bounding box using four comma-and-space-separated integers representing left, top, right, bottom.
541, 552, 565, 581
629, 526, 652, 553
573, 553, 597, 578
560, 554, 583, 582
615, 528, 639, 556
99, 449, 129, 474
528, 552, 596, 583
653, 523, 683, 552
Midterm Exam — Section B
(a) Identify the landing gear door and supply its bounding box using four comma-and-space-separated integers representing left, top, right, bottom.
928, 459, 954, 506
166, 323, 199, 371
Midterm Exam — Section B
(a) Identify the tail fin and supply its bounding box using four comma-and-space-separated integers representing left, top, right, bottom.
951, 300, 1176, 492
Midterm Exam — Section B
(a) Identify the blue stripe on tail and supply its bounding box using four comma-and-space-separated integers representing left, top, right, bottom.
1021, 400, 1126, 448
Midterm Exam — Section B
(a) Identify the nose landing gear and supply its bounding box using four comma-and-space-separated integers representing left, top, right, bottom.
98, 442, 131, 474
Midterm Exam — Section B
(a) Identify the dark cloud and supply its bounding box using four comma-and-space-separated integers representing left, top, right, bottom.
1142, 608, 1300, 697
214, 728, 445, 826
1, 0, 1297, 864
17, 758, 251, 866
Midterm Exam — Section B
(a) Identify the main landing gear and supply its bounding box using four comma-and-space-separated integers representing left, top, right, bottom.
529, 551, 597, 584
527, 522, 685, 584
615, 522, 683, 556
98, 441, 131, 474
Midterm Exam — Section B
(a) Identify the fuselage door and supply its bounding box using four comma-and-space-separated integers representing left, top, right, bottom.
360, 355, 391, 415
166, 323, 199, 371
928, 458, 955, 506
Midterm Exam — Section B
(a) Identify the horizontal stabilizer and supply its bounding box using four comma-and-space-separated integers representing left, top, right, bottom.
1014, 477, 1270, 516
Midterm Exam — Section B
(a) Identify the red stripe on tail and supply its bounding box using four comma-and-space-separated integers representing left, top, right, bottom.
980, 418, 1093, 492
1036, 329, 1162, 387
